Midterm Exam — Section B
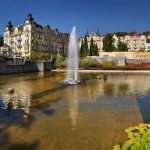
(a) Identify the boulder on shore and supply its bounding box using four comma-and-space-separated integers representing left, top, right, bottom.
7, 88, 14, 94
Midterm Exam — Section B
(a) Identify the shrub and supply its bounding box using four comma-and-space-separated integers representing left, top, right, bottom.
55, 55, 66, 68
30, 52, 52, 60
80, 58, 99, 69
103, 61, 115, 68
113, 124, 150, 150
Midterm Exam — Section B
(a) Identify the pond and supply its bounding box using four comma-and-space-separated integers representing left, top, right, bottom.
0, 72, 150, 150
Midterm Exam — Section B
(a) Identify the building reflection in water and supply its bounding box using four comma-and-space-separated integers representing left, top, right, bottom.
67, 86, 79, 131
67, 75, 150, 104
1, 81, 32, 118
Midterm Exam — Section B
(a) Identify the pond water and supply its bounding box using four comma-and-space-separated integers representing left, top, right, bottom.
0, 72, 150, 150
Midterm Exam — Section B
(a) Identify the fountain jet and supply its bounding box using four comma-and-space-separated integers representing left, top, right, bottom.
64, 26, 80, 85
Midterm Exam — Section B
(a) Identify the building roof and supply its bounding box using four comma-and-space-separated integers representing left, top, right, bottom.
6, 21, 13, 30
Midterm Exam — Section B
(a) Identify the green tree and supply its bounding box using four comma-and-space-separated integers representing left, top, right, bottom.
103, 33, 115, 52
81, 36, 89, 57
89, 38, 94, 56
0, 35, 4, 46
114, 32, 129, 37
142, 31, 150, 36
80, 39, 84, 56
114, 31, 138, 37
89, 38, 99, 56
117, 40, 128, 52
94, 43, 99, 56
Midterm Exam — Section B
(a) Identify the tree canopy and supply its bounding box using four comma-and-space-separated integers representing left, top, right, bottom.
80, 36, 99, 57
114, 32, 138, 37
89, 38, 98, 56
117, 40, 128, 52
103, 33, 115, 52
80, 36, 89, 57
142, 31, 150, 36
114, 32, 129, 37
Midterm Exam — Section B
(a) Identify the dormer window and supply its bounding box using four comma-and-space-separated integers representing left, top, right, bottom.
25, 20, 29, 25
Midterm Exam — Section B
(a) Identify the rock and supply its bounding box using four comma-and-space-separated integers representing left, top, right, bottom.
7, 88, 14, 94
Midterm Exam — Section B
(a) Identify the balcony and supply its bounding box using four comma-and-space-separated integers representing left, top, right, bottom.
17, 43, 22, 48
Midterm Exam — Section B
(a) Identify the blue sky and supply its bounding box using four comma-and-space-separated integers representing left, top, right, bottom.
0, 0, 150, 37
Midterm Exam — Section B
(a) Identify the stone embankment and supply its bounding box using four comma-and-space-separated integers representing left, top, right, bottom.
52, 69, 150, 74
0, 57, 54, 74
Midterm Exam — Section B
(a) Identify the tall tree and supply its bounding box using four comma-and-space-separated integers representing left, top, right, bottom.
117, 40, 128, 52
103, 33, 115, 52
80, 39, 84, 56
0, 35, 4, 46
89, 38, 94, 56
82, 36, 89, 57
89, 38, 99, 56
94, 43, 99, 56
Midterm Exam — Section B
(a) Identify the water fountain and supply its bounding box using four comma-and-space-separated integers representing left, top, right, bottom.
64, 26, 81, 85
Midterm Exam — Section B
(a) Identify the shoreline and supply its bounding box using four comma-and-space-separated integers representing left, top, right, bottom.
51, 69, 150, 74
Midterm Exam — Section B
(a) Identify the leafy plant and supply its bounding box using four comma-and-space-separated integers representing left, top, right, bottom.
113, 124, 150, 150
55, 55, 66, 68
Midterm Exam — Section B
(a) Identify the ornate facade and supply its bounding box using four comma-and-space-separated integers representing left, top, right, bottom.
79, 32, 150, 53
4, 13, 69, 58
118, 33, 148, 51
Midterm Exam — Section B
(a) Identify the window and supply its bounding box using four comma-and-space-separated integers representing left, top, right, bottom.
25, 47, 28, 52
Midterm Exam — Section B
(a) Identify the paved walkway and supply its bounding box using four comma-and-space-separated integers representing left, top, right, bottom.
51, 69, 150, 74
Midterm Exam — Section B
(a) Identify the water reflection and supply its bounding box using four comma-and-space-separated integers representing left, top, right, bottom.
117, 83, 129, 97
137, 96, 150, 123
103, 74, 107, 82
103, 83, 114, 96
67, 86, 79, 130
0, 73, 150, 150
80, 74, 150, 100
1, 82, 32, 118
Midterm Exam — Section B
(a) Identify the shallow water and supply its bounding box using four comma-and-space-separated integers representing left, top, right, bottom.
0, 72, 150, 150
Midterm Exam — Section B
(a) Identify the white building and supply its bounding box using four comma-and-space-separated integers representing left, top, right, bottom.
118, 33, 147, 51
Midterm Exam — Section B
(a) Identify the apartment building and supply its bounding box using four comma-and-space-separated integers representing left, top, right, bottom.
4, 13, 69, 58
119, 33, 147, 51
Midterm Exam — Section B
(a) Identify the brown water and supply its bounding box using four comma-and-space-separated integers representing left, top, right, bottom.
0, 72, 150, 150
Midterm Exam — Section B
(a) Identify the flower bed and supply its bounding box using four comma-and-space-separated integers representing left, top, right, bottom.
113, 124, 150, 150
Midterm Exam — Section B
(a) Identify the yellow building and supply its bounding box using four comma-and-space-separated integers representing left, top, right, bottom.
4, 13, 69, 58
